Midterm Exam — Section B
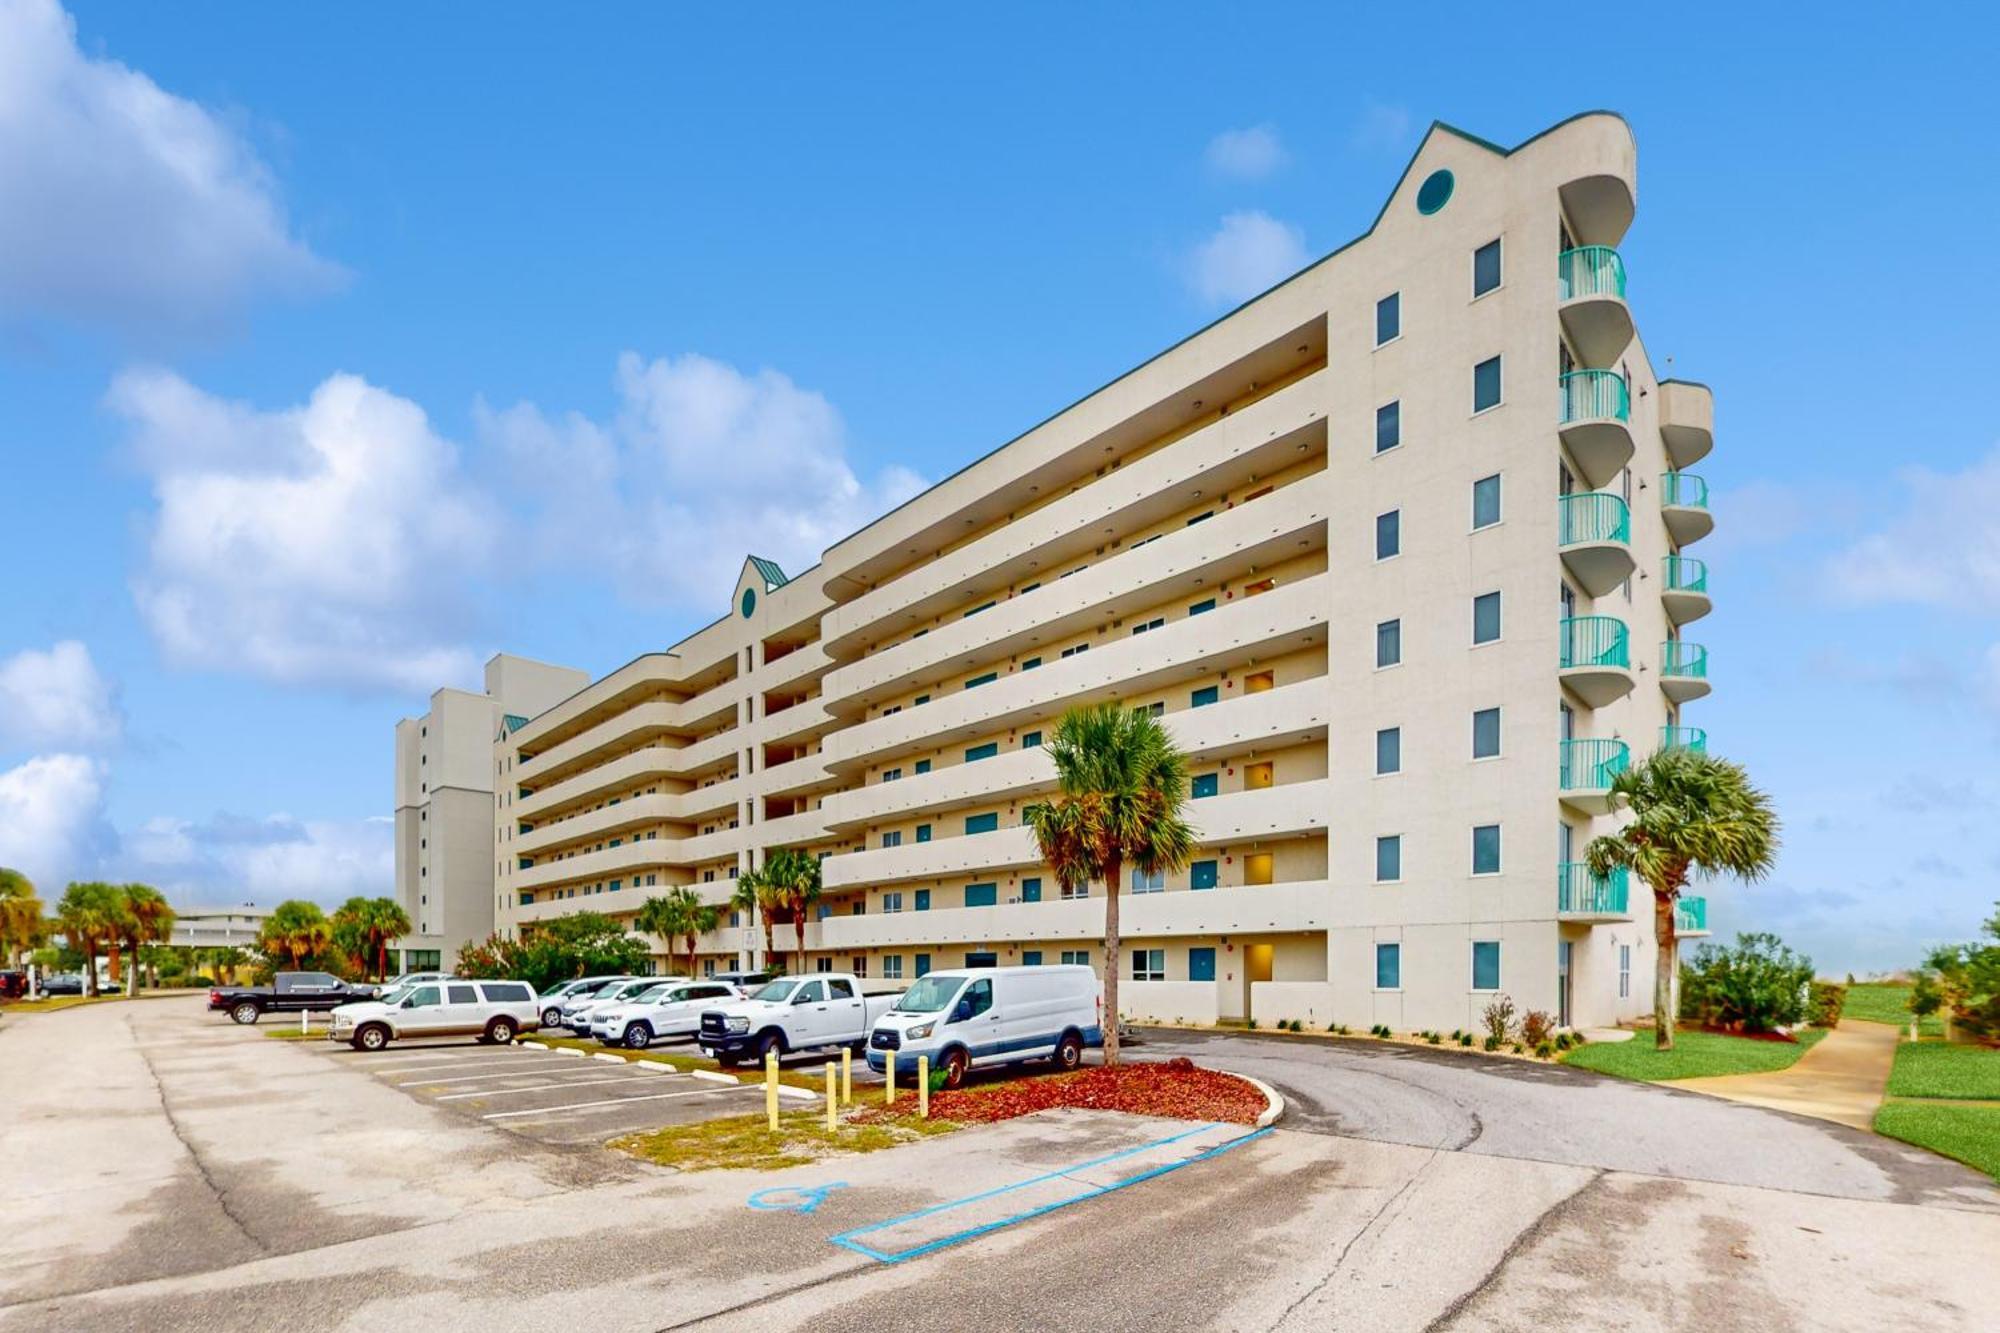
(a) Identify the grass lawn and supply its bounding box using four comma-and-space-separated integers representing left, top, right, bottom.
1886, 1041, 2000, 1100
526, 1033, 824, 1090
1560, 1027, 1828, 1082
1874, 1102, 2000, 1183
613, 1109, 960, 1171
1843, 983, 1944, 1036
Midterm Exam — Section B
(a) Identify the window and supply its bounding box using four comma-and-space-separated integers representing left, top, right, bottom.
1472, 591, 1502, 644
882, 767, 902, 783
964, 883, 997, 908
915, 889, 931, 911
1376, 835, 1402, 882
1020, 657, 1041, 671
964, 601, 996, 618
964, 812, 999, 835
1190, 859, 1218, 890
448, 984, 478, 1004
1375, 400, 1401, 453
816, 958, 832, 973
882, 831, 902, 848
915, 694, 930, 705
1191, 685, 1219, 708
1473, 238, 1502, 297
965, 742, 998, 763
882, 891, 903, 913
829, 977, 858, 998
1061, 950, 1089, 967
1473, 355, 1503, 412
1020, 877, 1042, 902
915, 823, 931, 842
1472, 707, 1501, 759
1186, 510, 1213, 526
965, 671, 997, 689
1472, 941, 1502, 991
1132, 949, 1166, 982
1472, 824, 1502, 875
1472, 473, 1502, 529
1022, 951, 1043, 966
1375, 943, 1401, 990
883, 955, 904, 980
1192, 772, 1219, 799
915, 954, 931, 977
1618, 945, 1631, 999
1376, 727, 1401, 776
1135, 701, 1164, 719
1376, 292, 1400, 344
1375, 509, 1400, 560
1130, 867, 1165, 893
1022, 731, 1042, 748
1376, 619, 1401, 668
1130, 617, 1165, 635
1060, 643, 1089, 658
1189, 598, 1216, 616
914, 759, 931, 775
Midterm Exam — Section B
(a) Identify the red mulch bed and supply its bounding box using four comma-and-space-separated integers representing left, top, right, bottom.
860, 1056, 1265, 1126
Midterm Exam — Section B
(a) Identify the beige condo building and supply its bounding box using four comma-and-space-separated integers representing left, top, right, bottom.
467, 113, 1718, 1033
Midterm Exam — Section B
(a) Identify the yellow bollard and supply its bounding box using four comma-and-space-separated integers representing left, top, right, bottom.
917, 1055, 929, 1120
885, 1050, 895, 1106
841, 1047, 853, 1105
825, 1062, 837, 1130
765, 1051, 779, 1132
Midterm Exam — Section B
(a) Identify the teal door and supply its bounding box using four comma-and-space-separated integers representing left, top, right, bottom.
1189, 948, 1217, 982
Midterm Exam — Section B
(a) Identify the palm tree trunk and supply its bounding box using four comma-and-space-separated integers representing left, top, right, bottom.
1654, 892, 1677, 1051
794, 913, 806, 976
762, 916, 775, 972
1102, 857, 1122, 1067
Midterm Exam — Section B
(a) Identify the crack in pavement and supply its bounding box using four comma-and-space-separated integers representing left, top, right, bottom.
1266, 1146, 1444, 1331
1419, 1169, 1608, 1332
126, 1011, 270, 1260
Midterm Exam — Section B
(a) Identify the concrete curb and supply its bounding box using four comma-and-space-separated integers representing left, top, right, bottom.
690, 1068, 737, 1085
519, 1040, 547, 1050
593, 1052, 627, 1064
775, 1084, 818, 1102
1232, 1071, 1286, 1128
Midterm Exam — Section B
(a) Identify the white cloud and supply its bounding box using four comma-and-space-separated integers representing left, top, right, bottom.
1830, 443, 2000, 611
0, 753, 109, 888
1186, 211, 1308, 305
112, 368, 493, 694
1350, 101, 1414, 154
0, 0, 341, 337
0, 640, 120, 749
479, 351, 925, 608
119, 812, 393, 909
1204, 125, 1286, 180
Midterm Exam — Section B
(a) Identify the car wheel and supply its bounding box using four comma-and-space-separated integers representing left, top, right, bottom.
486, 1017, 517, 1045
1054, 1032, 1084, 1071
230, 1002, 261, 1026
757, 1031, 785, 1065
355, 1024, 390, 1052
942, 1047, 970, 1090
624, 1023, 652, 1050
542, 1007, 561, 1027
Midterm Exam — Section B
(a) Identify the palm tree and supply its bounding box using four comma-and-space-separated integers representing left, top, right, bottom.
638, 887, 719, 979
1024, 703, 1195, 1067
260, 900, 332, 971
56, 882, 123, 996
0, 868, 45, 969
120, 885, 175, 995
766, 848, 821, 975
1585, 747, 1778, 1050
332, 896, 410, 980
730, 868, 781, 971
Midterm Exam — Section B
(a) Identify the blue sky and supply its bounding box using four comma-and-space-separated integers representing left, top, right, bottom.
2, 1, 1995, 971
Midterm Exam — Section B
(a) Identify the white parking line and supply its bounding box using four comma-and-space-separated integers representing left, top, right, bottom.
435, 1074, 672, 1101
396, 1064, 616, 1087
481, 1084, 760, 1120
371, 1056, 548, 1076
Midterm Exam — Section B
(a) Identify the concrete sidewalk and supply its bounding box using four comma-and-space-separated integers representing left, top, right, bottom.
1675, 1020, 1898, 1130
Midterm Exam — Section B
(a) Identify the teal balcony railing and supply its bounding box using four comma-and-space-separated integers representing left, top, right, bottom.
1559, 245, 1627, 301
1659, 725, 1708, 752
1558, 492, 1631, 547
1560, 615, 1630, 669
1559, 863, 1630, 916
1561, 370, 1630, 424
1662, 471, 1710, 509
1663, 555, 1708, 593
1662, 640, 1709, 680
1560, 738, 1630, 791
1675, 896, 1708, 933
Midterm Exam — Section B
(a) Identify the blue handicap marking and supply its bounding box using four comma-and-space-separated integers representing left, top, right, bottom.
747, 1182, 848, 1215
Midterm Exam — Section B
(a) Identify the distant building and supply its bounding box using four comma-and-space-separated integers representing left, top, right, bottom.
168, 904, 269, 951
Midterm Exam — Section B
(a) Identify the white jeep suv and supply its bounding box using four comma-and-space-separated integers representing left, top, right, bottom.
329, 979, 540, 1052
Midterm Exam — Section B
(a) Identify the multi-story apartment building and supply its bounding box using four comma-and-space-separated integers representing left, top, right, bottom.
393, 653, 590, 967
472, 112, 1717, 1032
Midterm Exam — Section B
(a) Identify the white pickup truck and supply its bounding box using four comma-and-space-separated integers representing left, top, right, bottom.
696, 973, 902, 1066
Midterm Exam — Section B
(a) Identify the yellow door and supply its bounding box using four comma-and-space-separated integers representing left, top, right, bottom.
1245, 762, 1274, 790
1244, 671, 1275, 694
1245, 853, 1274, 885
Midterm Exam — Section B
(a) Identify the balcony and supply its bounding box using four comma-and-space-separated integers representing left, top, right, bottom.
1558, 738, 1629, 815
1660, 641, 1711, 703
1557, 492, 1634, 597
1675, 896, 1710, 936
1558, 616, 1634, 707
1660, 471, 1713, 545
1661, 555, 1711, 625
1557, 247, 1633, 366
1558, 863, 1631, 922
1557, 370, 1634, 488
1659, 725, 1708, 753
1658, 380, 1713, 469
816, 880, 1332, 951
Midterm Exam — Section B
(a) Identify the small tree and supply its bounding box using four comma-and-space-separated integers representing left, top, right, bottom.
0, 868, 46, 970
732, 867, 784, 970
764, 848, 821, 975
56, 882, 124, 996
637, 887, 718, 979
260, 900, 333, 971
120, 885, 175, 995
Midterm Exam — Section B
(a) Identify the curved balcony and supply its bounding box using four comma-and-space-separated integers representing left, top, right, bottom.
1660, 641, 1711, 703
1557, 492, 1634, 597
1558, 738, 1629, 815
1558, 863, 1631, 922
1554, 117, 1638, 247
1558, 616, 1634, 707
1661, 472, 1713, 546
514, 734, 741, 823
1659, 725, 1708, 754
513, 828, 746, 892
1661, 556, 1711, 625
1557, 247, 1632, 366
1557, 371, 1635, 488
1675, 895, 1710, 937
1658, 380, 1713, 470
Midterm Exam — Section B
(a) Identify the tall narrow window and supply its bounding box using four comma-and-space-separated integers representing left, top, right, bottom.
1375, 942, 1401, 990
1471, 941, 1502, 991
1472, 707, 1501, 759
1472, 824, 1502, 875
1376, 618, 1402, 668
1473, 355, 1503, 412
1375, 726, 1401, 775
1376, 509, 1401, 560
1472, 591, 1502, 644
1473, 238, 1502, 297
1376, 292, 1400, 345
1376, 835, 1402, 882
1472, 473, 1502, 529
1375, 400, 1401, 453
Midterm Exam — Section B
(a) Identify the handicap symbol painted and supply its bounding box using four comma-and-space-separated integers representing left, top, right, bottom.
747, 1182, 848, 1215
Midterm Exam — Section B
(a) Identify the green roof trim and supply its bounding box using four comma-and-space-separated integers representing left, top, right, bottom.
748, 556, 790, 590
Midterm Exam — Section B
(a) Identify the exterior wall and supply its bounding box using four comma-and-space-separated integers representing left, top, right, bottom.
168, 906, 269, 951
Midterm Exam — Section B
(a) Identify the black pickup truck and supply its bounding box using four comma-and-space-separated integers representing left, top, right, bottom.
209, 972, 376, 1024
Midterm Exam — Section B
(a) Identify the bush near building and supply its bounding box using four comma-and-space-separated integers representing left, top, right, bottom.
1678, 932, 1814, 1034
454, 911, 652, 993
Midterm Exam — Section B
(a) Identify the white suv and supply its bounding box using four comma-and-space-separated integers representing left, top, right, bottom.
537, 975, 638, 1028
591, 980, 744, 1049
329, 979, 540, 1052
558, 977, 672, 1035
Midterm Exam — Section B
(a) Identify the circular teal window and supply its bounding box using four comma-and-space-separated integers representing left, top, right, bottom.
1416, 169, 1454, 215
740, 587, 756, 619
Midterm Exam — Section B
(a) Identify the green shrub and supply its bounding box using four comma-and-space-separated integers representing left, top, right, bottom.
1426, 1032, 1441, 1044
1570, 1031, 1588, 1046
1553, 1032, 1573, 1052
1808, 980, 1847, 1028
1534, 1040, 1554, 1059
1687, 933, 1814, 1032
1482, 1035, 1501, 1051
1458, 1033, 1472, 1047
1246, 1017, 1258, 1030
1288, 1018, 1303, 1033
1511, 1042, 1524, 1054
1481, 996, 1517, 1046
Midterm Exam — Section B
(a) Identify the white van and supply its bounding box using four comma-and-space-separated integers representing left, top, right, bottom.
866, 965, 1101, 1089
